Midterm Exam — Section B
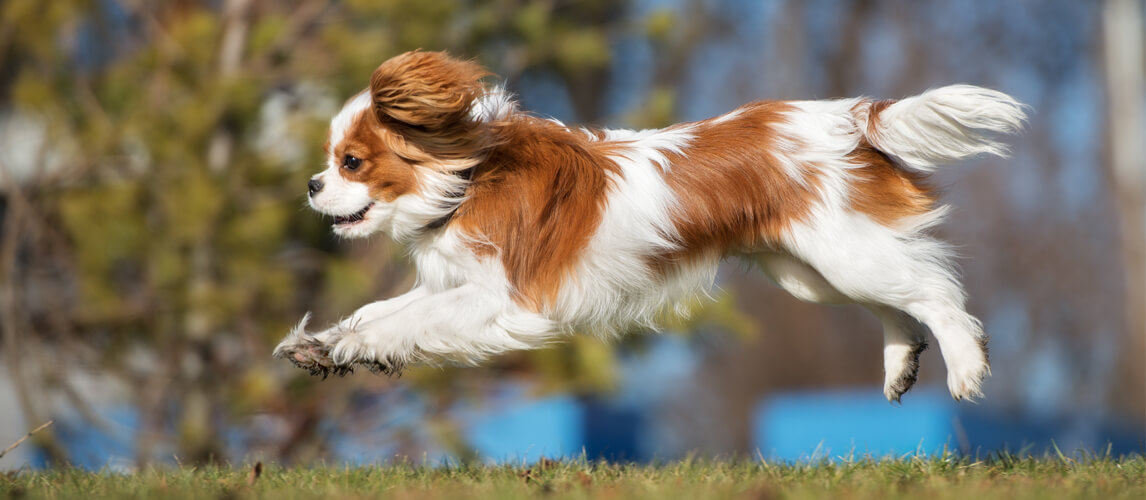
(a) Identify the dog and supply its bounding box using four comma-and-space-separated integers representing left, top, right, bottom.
273, 50, 1026, 402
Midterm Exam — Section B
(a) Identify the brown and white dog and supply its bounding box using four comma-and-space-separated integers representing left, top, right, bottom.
274, 50, 1026, 402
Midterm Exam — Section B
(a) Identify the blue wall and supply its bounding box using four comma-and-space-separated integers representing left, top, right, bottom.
752, 387, 1144, 461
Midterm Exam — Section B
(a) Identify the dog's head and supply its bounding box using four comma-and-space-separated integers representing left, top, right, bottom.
307, 51, 499, 240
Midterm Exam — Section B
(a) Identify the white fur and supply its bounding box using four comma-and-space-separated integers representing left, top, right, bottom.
328, 91, 372, 149
469, 86, 517, 122
277, 84, 1023, 402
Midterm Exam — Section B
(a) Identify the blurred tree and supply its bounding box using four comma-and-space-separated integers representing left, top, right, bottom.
1101, 0, 1145, 420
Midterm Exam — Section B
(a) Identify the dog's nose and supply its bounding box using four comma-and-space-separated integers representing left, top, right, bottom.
308, 178, 324, 196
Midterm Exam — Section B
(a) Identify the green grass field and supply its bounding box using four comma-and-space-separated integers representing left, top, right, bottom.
3, 455, 1143, 499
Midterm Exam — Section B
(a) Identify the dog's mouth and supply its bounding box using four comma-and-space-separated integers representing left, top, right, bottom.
333, 203, 374, 226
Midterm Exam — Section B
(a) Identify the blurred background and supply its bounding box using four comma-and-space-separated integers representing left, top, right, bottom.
0, 0, 1142, 469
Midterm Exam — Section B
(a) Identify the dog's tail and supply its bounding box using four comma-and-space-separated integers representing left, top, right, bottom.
857, 85, 1028, 171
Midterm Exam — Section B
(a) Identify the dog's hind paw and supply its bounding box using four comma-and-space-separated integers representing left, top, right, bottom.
946, 338, 990, 402
883, 340, 928, 403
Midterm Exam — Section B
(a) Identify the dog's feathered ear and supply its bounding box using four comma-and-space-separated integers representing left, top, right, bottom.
370, 51, 495, 161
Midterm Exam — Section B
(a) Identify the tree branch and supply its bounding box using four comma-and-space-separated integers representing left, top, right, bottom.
0, 420, 54, 460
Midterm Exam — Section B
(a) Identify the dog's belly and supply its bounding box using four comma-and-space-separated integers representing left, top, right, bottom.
755, 252, 850, 304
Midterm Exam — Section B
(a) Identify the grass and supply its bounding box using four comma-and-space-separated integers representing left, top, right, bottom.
2, 454, 1143, 499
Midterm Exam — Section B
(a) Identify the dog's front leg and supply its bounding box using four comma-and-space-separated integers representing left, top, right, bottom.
324, 282, 556, 376
272, 289, 431, 377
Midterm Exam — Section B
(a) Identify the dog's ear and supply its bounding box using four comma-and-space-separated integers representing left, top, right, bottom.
370, 51, 494, 160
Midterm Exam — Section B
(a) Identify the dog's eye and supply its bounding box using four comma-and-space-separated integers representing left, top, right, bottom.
343, 155, 362, 171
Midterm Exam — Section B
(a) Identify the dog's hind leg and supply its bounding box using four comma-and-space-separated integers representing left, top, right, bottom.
757, 252, 850, 305
867, 305, 929, 402
782, 212, 990, 401
758, 253, 933, 402
899, 296, 989, 401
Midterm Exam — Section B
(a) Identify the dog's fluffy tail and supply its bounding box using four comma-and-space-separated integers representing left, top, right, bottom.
859, 85, 1028, 171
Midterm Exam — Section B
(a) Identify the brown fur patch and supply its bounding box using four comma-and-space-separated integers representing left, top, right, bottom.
335, 111, 420, 202
864, 99, 896, 140
656, 102, 819, 265
848, 140, 937, 226
453, 119, 620, 310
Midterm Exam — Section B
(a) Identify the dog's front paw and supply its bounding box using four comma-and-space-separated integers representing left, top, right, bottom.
364, 357, 405, 378
285, 338, 356, 379
274, 314, 408, 379
273, 313, 355, 379
328, 330, 407, 378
